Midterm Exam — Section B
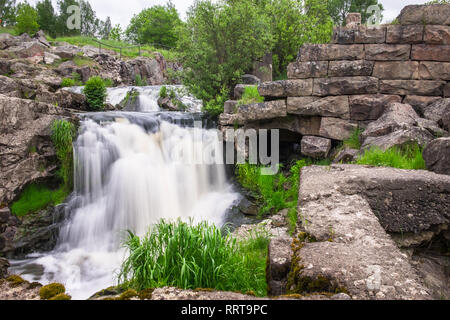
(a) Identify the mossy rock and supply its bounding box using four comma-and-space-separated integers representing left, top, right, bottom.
6, 275, 28, 287
117, 289, 138, 300
138, 288, 154, 300
49, 293, 72, 301
39, 283, 66, 300
27, 282, 43, 290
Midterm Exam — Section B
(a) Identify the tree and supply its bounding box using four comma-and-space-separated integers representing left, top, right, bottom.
126, 2, 182, 47
15, 2, 40, 36
109, 24, 123, 41
56, 0, 81, 36
36, 0, 57, 37
178, 0, 273, 105
0, 0, 17, 27
327, 0, 384, 26
100, 16, 112, 39
80, 0, 98, 36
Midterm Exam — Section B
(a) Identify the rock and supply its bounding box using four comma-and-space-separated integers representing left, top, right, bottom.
386, 25, 424, 44
223, 100, 238, 114
418, 62, 450, 81
236, 100, 287, 123
423, 138, 450, 175
313, 77, 378, 96
43, 52, 61, 65
293, 165, 449, 299
332, 25, 386, 44
319, 117, 357, 141
271, 209, 288, 228
349, 94, 402, 121
51, 45, 81, 59
56, 89, 89, 110
301, 136, 332, 159
151, 287, 267, 301
379, 80, 445, 96
346, 13, 361, 28
242, 74, 261, 85
234, 84, 253, 100
424, 26, 450, 45
0, 275, 42, 300
33, 30, 50, 48
288, 96, 349, 119
286, 97, 319, 114
364, 44, 411, 61
362, 128, 434, 151
287, 61, 328, 79
397, 4, 450, 25
6, 42, 46, 59
252, 53, 273, 82
0, 75, 21, 97
0, 258, 9, 278
423, 98, 450, 130
258, 80, 313, 97
373, 61, 419, 80
120, 56, 165, 86
267, 237, 293, 296
404, 95, 442, 116
297, 44, 364, 61
445, 83, 450, 98
158, 96, 179, 111
238, 198, 259, 216
412, 45, 450, 62
328, 60, 373, 77
333, 148, 359, 164
56, 60, 77, 77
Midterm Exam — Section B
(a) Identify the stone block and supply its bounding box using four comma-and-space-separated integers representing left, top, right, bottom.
379, 80, 445, 96
287, 96, 350, 119
386, 25, 424, 44
424, 25, 450, 45
313, 77, 378, 96
328, 60, 374, 77
287, 61, 328, 79
372, 61, 419, 80
301, 136, 332, 159
365, 44, 411, 61
397, 4, 450, 26
297, 44, 364, 61
412, 44, 450, 62
349, 94, 402, 121
319, 117, 358, 141
258, 79, 313, 97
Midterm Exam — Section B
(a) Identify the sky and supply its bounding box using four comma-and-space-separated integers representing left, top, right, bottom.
24, 0, 431, 27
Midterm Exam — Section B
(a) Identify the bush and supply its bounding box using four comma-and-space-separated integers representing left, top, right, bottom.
356, 144, 426, 170
203, 88, 229, 118
119, 220, 269, 297
238, 86, 264, 105
159, 86, 168, 98
83, 76, 107, 111
15, 3, 40, 36
61, 78, 76, 88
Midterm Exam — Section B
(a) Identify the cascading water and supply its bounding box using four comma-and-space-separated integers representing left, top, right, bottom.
10, 88, 239, 300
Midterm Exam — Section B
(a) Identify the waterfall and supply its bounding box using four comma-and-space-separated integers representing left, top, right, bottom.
10, 88, 239, 300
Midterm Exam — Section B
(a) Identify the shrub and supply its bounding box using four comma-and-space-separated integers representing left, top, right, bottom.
61, 78, 76, 88
83, 76, 107, 111
39, 283, 66, 300
238, 86, 264, 105
159, 86, 167, 98
119, 220, 269, 297
203, 87, 229, 118
15, 3, 40, 36
356, 144, 426, 170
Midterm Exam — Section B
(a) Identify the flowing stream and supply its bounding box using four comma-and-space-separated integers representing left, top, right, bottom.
10, 87, 239, 300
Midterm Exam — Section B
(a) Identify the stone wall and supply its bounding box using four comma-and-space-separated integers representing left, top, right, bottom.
219, 4, 450, 160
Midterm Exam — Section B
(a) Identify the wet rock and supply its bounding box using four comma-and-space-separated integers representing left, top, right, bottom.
238, 198, 259, 216
412, 44, 450, 62
301, 136, 332, 159
423, 137, 450, 175
157, 96, 179, 112
397, 4, 450, 26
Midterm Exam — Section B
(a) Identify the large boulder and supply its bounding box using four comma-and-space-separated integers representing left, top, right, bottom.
423, 98, 450, 131
397, 4, 450, 25
6, 42, 46, 59
301, 136, 332, 159
119, 56, 166, 86
423, 137, 450, 175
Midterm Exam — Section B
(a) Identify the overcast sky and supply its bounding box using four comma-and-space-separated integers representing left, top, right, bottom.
24, 0, 431, 27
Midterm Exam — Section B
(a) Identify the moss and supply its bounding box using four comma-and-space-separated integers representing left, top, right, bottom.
6, 275, 28, 287
117, 289, 138, 300
39, 283, 66, 300
92, 286, 123, 298
138, 288, 154, 300
49, 293, 72, 300
27, 282, 43, 289
245, 291, 256, 297
193, 288, 215, 292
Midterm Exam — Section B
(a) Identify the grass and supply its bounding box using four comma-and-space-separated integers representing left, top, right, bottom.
49, 36, 178, 61
119, 220, 269, 297
343, 127, 363, 150
236, 158, 331, 234
11, 184, 68, 217
51, 120, 76, 190
238, 86, 264, 106
0, 26, 18, 35
356, 144, 426, 170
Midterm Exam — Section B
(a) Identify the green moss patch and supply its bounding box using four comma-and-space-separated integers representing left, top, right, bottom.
39, 283, 66, 300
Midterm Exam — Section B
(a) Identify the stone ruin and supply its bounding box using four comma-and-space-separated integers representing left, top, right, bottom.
219, 4, 450, 167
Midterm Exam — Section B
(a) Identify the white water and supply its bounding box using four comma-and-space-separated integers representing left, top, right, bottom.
11, 90, 238, 300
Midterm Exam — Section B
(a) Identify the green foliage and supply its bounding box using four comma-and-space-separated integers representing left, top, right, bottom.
0, 0, 17, 27
178, 0, 273, 104
134, 75, 147, 87
61, 78, 76, 88
125, 2, 182, 47
327, 0, 384, 26
238, 86, 264, 105
15, 2, 40, 36
83, 76, 107, 110
119, 220, 269, 297
356, 144, 426, 170
51, 119, 76, 190
36, 0, 56, 37
159, 86, 167, 98
109, 24, 123, 42
10, 184, 68, 216
343, 127, 363, 149
102, 78, 114, 87
203, 87, 229, 118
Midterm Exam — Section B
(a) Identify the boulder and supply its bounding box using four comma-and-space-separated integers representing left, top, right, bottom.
6, 42, 46, 59
397, 4, 450, 26
287, 61, 328, 79
287, 96, 349, 119
120, 56, 165, 86
386, 25, 424, 44
349, 94, 402, 121
379, 80, 445, 96
223, 100, 238, 114
319, 117, 357, 141
412, 45, 450, 62
0, 75, 21, 97
403, 95, 441, 116
328, 60, 373, 77
423, 98, 450, 131
0, 33, 16, 50
241, 74, 261, 85
158, 96, 179, 112
365, 44, 411, 61
301, 136, 332, 159
423, 137, 450, 175
362, 128, 434, 151
238, 198, 259, 216
33, 30, 50, 48
418, 62, 450, 81
258, 80, 313, 97
372, 61, 419, 80
267, 237, 293, 296
313, 77, 378, 96
286, 96, 319, 114
333, 148, 359, 163
445, 83, 450, 98
43, 52, 61, 65
51, 45, 81, 59
0, 258, 9, 278
424, 26, 450, 45
56, 60, 77, 77
56, 89, 89, 110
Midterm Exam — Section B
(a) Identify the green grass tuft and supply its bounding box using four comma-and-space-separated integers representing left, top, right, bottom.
119, 220, 269, 297
343, 127, 363, 150
357, 144, 426, 170
238, 86, 264, 106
